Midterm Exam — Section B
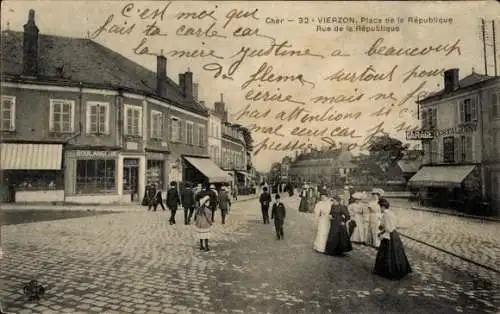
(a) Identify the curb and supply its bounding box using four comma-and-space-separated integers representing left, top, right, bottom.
410, 206, 500, 222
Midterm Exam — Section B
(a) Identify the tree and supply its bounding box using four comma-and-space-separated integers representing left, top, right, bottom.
232, 124, 254, 151
368, 135, 409, 172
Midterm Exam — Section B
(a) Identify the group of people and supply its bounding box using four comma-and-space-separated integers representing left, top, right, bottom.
312, 186, 412, 280
142, 181, 234, 252
298, 182, 321, 213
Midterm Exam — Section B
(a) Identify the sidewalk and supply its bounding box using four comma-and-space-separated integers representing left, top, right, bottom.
409, 202, 500, 222
0, 194, 258, 212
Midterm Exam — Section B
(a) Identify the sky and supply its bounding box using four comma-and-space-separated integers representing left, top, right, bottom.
2, 1, 499, 172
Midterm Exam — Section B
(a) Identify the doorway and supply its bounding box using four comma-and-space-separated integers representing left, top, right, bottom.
123, 158, 139, 202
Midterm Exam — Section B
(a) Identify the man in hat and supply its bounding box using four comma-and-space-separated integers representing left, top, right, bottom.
218, 186, 231, 224
181, 183, 196, 225
271, 194, 286, 240
166, 181, 181, 225
259, 186, 272, 224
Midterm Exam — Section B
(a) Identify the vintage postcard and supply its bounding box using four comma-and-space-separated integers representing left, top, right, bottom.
0, 1, 499, 313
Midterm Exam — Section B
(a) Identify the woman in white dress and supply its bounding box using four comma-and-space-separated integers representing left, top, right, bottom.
313, 190, 332, 253
348, 192, 366, 244
365, 188, 383, 248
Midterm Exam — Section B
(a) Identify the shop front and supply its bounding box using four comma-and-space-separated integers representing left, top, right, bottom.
183, 156, 231, 187
409, 164, 481, 212
0, 143, 64, 203
146, 152, 168, 190
64, 150, 119, 204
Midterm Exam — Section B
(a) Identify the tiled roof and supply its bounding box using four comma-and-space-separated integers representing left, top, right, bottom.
1, 30, 207, 115
420, 72, 499, 103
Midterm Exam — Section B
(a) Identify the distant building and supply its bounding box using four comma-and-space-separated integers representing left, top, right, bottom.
410, 68, 500, 214
289, 149, 357, 185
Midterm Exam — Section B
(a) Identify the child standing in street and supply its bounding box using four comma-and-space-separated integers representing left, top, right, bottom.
271, 194, 286, 240
194, 196, 213, 251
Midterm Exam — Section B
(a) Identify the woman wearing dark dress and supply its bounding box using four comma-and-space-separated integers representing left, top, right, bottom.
324, 195, 353, 256
373, 198, 412, 280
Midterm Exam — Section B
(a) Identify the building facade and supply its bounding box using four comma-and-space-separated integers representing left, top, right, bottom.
0, 10, 229, 204
289, 150, 357, 185
208, 108, 222, 167
410, 69, 500, 214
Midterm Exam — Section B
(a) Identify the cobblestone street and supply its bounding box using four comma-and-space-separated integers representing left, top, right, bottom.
1, 196, 498, 313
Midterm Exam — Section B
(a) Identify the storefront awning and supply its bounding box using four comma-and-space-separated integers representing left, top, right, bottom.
0, 143, 63, 170
236, 171, 247, 176
184, 157, 231, 183
408, 165, 476, 188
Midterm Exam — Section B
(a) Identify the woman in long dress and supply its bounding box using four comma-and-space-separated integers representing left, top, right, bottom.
373, 198, 412, 280
298, 184, 310, 212
348, 192, 366, 244
313, 191, 332, 253
365, 188, 383, 248
324, 195, 353, 256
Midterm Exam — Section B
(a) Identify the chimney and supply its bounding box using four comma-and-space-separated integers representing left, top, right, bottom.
214, 93, 227, 122
23, 9, 39, 76
193, 82, 199, 101
179, 73, 185, 94
444, 68, 459, 93
184, 70, 193, 99
156, 53, 167, 97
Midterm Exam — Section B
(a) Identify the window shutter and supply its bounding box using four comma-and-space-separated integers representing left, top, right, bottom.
180, 120, 185, 142
472, 96, 478, 121
432, 108, 437, 129
99, 105, 106, 134
168, 118, 173, 140
124, 108, 129, 135
467, 136, 473, 161
492, 92, 498, 119
421, 110, 428, 129
459, 100, 465, 123
193, 124, 199, 145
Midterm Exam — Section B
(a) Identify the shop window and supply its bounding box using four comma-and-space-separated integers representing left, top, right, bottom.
7, 170, 63, 190
443, 136, 455, 163
50, 99, 75, 133
1, 96, 15, 131
87, 102, 109, 134
124, 105, 142, 136
146, 160, 164, 187
76, 159, 116, 194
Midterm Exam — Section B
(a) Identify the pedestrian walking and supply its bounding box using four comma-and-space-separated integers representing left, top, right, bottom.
313, 189, 331, 253
194, 196, 213, 252
145, 183, 156, 211
153, 183, 166, 211
366, 188, 383, 248
373, 198, 412, 280
259, 187, 272, 224
271, 194, 286, 240
218, 187, 231, 224
233, 185, 239, 200
324, 195, 353, 257
348, 192, 366, 244
208, 184, 219, 223
181, 183, 196, 225
166, 181, 181, 225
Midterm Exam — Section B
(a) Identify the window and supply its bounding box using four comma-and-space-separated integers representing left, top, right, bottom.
186, 121, 194, 145
459, 97, 478, 123
1, 96, 15, 131
86, 102, 109, 134
491, 91, 499, 120
76, 159, 116, 194
124, 105, 142, 136
50, 99, 75, 132
198, 124, 206, 146
421, 107, 437, 129
169, 117, 180, 142
460, 135, 473, 162
443, 136, 455, 163
150, 110, 163, 139
493, 129, 500, 159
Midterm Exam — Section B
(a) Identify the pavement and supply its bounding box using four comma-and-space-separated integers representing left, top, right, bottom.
0, 195, 498, 314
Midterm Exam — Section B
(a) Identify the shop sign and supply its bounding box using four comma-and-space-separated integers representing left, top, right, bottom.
406, 130, 434, 140
146, 152, 165, 160
67, 150, 118, 158
434, 125, 476, 137
123, 158, 139, 166
126, 142, 139, 150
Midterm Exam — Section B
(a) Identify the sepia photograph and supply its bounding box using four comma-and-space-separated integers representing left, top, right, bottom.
0, 1, 499, 313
